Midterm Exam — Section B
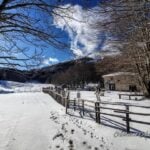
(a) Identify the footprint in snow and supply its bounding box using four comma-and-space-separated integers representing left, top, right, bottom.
53, 133, 64, 141
55, 145, 60, 149
71, 129, 75, 134
88, 145, 92, 149
82, 141, 87, 145
68, 139, 74, 150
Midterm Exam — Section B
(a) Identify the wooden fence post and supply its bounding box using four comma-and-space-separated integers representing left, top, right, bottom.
95, 102, 100, 124
129, 95, 131, 100
65, 98, 68, 114
125, 105, 130, 133
77, 91, 81, 100
60, 95, 62, 105
74, 99, 76, 111
82, 100, 84, 116
119, 94, 121, 99
95, 102, 97, 122
63, 97, 65, 106
62, 90, 65, 106
65, 91, 70, 114
97, 102, 100, 124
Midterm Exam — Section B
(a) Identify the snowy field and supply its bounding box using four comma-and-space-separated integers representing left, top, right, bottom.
0, 80, 51, 93
70, 90, 150, 106
0, 81, 150, 150
70, 90, 150, 134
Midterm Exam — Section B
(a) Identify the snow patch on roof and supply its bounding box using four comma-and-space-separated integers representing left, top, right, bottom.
103, 72, 136, 77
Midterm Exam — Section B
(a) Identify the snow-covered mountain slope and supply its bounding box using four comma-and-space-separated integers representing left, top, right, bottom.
0, 80, 50, 93
0, 80, 14, 93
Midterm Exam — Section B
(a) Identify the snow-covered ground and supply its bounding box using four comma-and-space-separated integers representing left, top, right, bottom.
70, 90, 150, 106
0, 80, 51, 93
0, 82, 150, 150
70, 90, 150, 134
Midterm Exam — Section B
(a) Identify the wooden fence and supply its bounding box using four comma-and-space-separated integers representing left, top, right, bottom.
43, 87, 69, 113
118, 93, 144, 100
43, 87, 150, 134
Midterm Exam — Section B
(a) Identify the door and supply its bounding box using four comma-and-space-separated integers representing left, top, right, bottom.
129, 85, 137, 92
109, 83, 116, 91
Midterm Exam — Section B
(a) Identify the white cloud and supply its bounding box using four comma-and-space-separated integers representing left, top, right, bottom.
53, 5, 109, 58
49, 57, 59, 63
43, 57, 59, 65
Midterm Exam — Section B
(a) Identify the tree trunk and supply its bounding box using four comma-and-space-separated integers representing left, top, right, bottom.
142, 80, 150, 97
147, 81, 150, 97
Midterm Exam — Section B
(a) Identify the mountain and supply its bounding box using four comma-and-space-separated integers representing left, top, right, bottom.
29, 57, 96, 83
0, 54, 133, 84
0, 68, 27, 82
0, 57, 96, 83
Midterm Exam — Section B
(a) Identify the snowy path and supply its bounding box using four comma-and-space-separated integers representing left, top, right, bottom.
0, 93, 53, 150
0, 92, 150, 150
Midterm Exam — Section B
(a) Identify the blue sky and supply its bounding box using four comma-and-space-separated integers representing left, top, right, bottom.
0, 0, 121, 69
55, 0, 100, 7
0, 0, 105, 69
40, 0, 102, 66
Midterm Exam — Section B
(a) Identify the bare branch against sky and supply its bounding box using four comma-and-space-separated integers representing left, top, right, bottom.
0, 0, 73, 69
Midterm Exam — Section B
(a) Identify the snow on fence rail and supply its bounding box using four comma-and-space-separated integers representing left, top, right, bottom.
42, 87, 150, 134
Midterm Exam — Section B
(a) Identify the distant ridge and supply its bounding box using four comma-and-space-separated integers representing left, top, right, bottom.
0, 57, 95, 83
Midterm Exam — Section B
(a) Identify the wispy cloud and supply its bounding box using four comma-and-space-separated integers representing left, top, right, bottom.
42, 57, 59, 65
53, 5, 109, 57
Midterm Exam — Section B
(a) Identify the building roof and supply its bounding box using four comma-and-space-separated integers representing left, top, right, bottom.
102, 72, 136, 78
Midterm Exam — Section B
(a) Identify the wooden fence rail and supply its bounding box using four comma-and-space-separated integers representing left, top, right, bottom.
119, 93, 144, 100
43, 87, 150, 134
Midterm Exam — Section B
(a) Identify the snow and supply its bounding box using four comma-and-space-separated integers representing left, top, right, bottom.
102, 72, 136, 77
70, 90, 150, 130
0, 80, 51, 93
0, 82, 150, 150
70, 90, 149, 106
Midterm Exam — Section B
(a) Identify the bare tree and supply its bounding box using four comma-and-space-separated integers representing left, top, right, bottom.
0, 0, 71, 68
96, 0, 150, 96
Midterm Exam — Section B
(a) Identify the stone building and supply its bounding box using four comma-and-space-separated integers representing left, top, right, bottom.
103, 72, 142, 92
